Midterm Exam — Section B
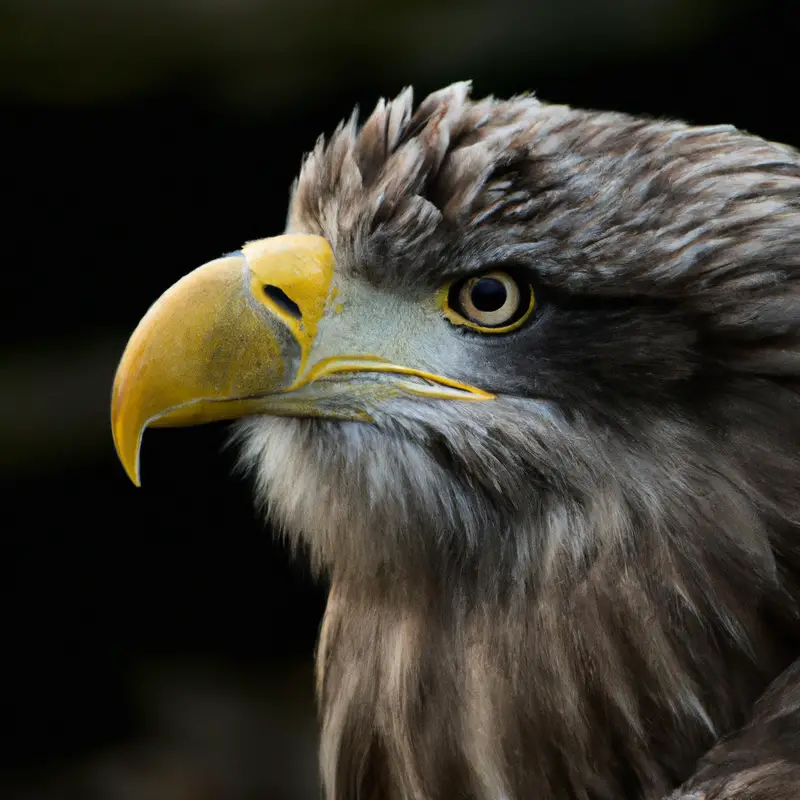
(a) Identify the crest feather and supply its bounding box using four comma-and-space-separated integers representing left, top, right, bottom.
286, 81, 543, 250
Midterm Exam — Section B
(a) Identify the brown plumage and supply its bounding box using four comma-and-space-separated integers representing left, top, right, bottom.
115, 81, 800, 798
245, 82, 800, 799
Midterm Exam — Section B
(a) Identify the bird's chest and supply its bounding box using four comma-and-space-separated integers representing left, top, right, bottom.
313, 585, 773, 800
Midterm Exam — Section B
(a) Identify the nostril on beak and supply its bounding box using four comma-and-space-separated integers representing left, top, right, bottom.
263, 285, 302, 319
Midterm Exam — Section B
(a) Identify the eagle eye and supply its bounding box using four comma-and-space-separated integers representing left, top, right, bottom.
443, 270, 535, 333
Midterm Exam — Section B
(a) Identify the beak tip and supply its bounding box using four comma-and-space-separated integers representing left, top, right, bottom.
119, 438, 143, 488
111, 373, 144, 487
117, 443, 142, 487
125, 459, 142, 488
111, 415, 143, 488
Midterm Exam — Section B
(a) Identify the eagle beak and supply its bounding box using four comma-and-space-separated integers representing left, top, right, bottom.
112, 233, 493, 487
111, 234, 334, 486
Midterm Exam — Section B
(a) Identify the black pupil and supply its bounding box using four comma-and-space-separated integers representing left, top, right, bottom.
471, 278, 507, 312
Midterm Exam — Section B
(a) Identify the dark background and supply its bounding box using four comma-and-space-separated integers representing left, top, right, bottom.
2, 1, 798, 797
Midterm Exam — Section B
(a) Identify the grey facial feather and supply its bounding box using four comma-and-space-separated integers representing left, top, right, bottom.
237, 82, 800, 799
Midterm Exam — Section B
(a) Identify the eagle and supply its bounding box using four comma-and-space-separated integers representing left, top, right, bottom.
111, 82, 800, 799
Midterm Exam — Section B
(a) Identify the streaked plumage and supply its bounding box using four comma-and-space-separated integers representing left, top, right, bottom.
113, 82, 800, 798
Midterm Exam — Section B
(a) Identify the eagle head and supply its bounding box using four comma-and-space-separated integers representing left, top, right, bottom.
111, 82, 800, 798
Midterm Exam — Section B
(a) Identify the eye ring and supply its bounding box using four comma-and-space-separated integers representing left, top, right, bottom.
440, 270, 535, 333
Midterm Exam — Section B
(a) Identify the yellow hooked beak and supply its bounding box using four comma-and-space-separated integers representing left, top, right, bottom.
111, 234, 493, 487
